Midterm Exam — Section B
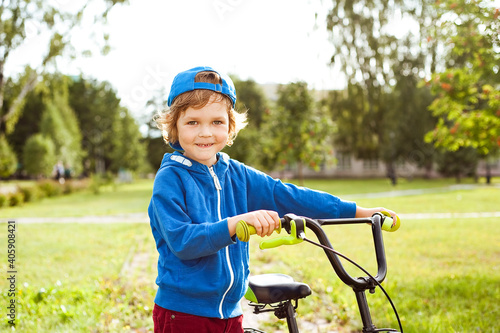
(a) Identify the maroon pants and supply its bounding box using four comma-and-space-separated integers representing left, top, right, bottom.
153, 303, 244, 333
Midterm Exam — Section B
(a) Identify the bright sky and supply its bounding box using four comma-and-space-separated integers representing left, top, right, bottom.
8, 0, 345, 115
8, 0, 500, 116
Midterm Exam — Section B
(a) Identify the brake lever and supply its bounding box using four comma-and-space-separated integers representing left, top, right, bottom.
259, 215, 305, 249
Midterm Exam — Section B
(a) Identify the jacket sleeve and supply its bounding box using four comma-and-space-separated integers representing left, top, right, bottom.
243, 165, 357, 219
149, 168, 235, 261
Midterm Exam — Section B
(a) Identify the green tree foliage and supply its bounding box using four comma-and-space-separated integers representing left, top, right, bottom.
323, 84, 378, 159
325, 0, 419, 182
326, 0, 401, 87
425, 0, 500, 160
270, 82, 333, 184
143, 88, 171, 171
224, 77, 270, 168
391, 37, 437, 177
109, 108, 148, 173
68, 77, 146, 174
5, 81, 45, 164
38, 75, 83, 175
69, 78, 120, 175
436, 146, 479, 182
232, 77, 268, 129
0, 134, 17, 178
0, 0, 127, 135
23, 134, 56, 177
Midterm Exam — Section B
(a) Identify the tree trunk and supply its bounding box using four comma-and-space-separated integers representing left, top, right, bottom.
486, 162, 491, 184
386, 161, 397, 186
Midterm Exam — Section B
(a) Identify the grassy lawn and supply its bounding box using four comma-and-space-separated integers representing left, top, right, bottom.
0, 222, 157, 332
0, 177, 498, 332
0, 179, 153, 218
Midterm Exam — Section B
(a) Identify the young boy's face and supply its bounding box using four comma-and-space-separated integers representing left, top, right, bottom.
176, 97, 229, 166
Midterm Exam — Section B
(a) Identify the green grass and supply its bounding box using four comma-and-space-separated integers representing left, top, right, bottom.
0, 177, 499, 332
296, 176, 498, 196
0, 179, 152, 218
0, 222, 157, 332
354, 186, 500, 214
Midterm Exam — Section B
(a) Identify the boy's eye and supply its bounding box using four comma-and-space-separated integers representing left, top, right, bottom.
213, 121, 223, 125
187, 121, 197, 125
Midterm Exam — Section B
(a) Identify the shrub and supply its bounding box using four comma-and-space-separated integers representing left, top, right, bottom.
37, 181, 63, 197
62, 182, 74, 195
0, 194, 7, 208
8, 192, 24, 207
0, 135, 17, 178
23, 134, 56, 177
18, 186, 43, 203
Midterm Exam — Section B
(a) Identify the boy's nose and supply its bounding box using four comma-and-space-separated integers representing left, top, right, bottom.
199, 125, 212, 137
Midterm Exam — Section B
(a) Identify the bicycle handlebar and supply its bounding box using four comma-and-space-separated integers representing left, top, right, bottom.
237, 213, 401, 290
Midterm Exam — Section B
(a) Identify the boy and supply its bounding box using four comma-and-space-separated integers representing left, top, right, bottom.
149, 66, 397, 333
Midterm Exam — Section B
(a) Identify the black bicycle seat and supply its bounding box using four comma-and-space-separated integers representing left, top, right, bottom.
247, 273, 311, 304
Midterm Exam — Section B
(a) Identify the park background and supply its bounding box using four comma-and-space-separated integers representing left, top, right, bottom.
1, 0, 500, 332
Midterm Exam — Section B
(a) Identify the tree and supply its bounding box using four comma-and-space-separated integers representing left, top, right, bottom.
323, 84, 378, 159
224, 77, 270, 168
0, 0, 128, 135
38, 75, 83, 175
0, 134, 17, 178
390, 37, 437, 178
270, 82, 333, 184
4, 78, 45, 165
23, 134, 56, 178
109, 108, 148, 173
436, 147, 479, 182
143, 88, 171, 171
68, 77, 121, 175
326, 0, 409, 183
424, 0, 500, 183
68, 76, 146, 175
324, 0, 450, 183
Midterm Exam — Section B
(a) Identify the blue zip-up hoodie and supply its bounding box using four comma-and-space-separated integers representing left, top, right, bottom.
148, 151, 357, 319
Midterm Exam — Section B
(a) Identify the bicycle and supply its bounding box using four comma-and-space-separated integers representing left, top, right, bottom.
236, 212, 403, 333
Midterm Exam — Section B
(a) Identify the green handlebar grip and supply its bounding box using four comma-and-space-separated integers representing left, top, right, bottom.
236, 220, 256, 242
236, 220, 282, 242
380, 211, 401, 232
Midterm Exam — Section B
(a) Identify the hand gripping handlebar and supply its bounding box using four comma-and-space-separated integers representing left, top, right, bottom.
236, 214, 306, 249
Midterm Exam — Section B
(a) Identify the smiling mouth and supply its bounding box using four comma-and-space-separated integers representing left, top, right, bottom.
196, 143, 214, 148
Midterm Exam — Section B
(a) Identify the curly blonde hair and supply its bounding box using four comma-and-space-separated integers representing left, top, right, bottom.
155, 71, 247, 148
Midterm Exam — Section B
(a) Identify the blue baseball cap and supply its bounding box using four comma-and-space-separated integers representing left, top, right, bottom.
167, 66, 237, 107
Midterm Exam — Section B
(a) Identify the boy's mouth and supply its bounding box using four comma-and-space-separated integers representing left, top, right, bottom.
196, 143, 214, 148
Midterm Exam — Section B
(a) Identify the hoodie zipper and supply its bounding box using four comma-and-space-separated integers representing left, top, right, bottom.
209, 166, 234, 319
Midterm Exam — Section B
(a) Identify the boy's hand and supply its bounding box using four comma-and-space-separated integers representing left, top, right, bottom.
228, 210, 280, 237
356, 206, 398, 221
